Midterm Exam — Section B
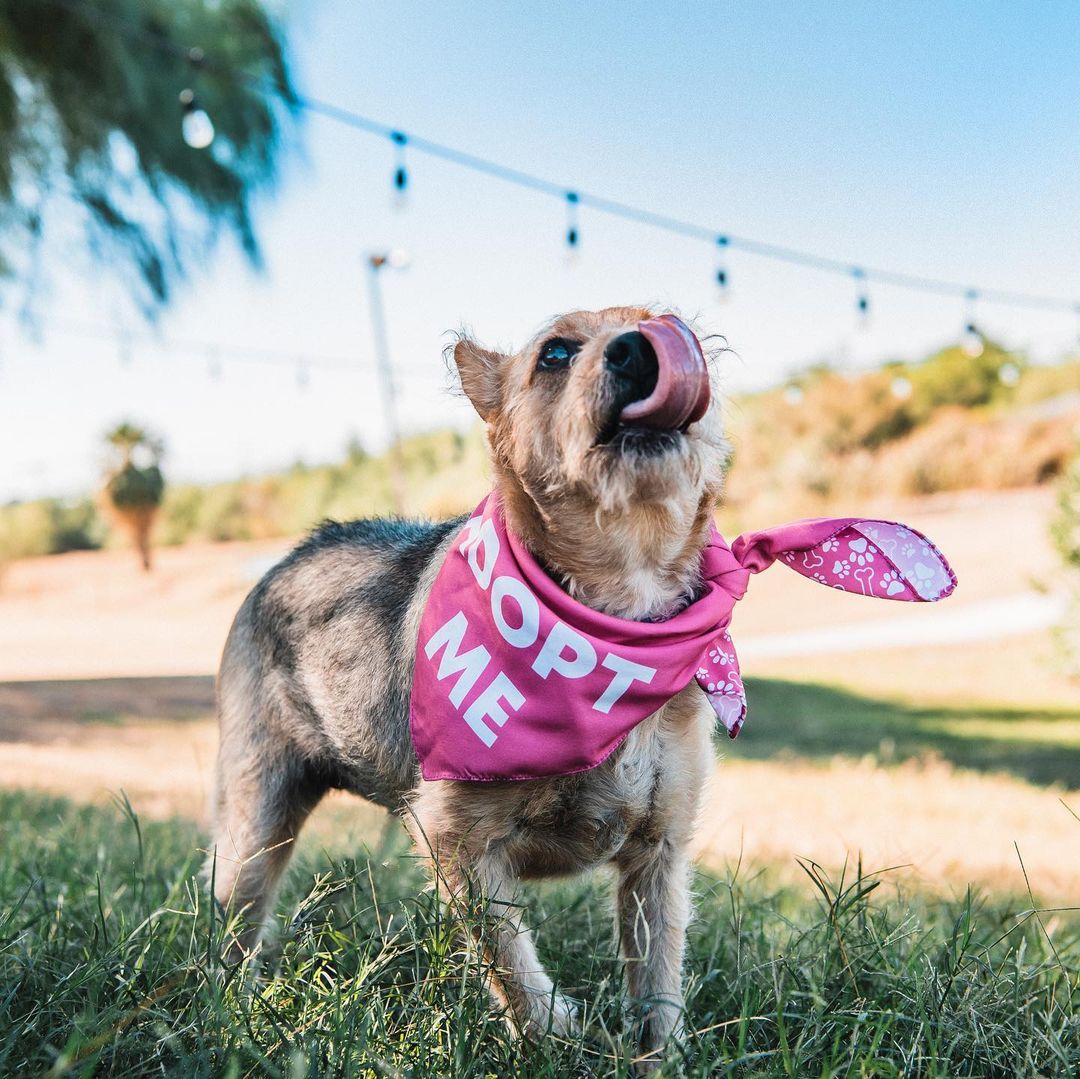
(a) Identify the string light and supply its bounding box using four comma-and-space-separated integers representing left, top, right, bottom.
28, 0, 1080, 332
890, 375, 913, 400
998, 361, 1020, 387
961, 289, 984, 357
565, 191, 580, 249
852, 267, 870, 327
179, 88, 215, 150
35, 317, 442, 378
715, 235, 730, 296
390, 130, 408, 194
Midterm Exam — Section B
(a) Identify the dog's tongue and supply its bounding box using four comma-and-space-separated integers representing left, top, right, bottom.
620, 314, 711, 430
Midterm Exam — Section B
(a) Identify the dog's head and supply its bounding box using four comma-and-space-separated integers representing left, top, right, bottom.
453, 307, 728, 615
454, 306, 726, 513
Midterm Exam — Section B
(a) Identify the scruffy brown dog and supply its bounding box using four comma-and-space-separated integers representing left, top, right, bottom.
209, 306, 728, 1065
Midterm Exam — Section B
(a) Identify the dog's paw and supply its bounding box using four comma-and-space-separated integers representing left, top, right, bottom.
548, 991, 579, 1037
518, 990, 579, 1039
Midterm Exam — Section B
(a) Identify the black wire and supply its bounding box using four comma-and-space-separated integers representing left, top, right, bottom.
25, 0, 1080, 314
39, 319, 439, 378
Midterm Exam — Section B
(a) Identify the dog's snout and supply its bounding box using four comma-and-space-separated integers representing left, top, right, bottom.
604, 331, 658, 404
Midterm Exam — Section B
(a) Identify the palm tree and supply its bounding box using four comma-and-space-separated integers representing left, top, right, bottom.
103, 422, 165, 571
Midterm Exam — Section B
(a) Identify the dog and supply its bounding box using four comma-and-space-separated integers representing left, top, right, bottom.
209, 305, 728, 1064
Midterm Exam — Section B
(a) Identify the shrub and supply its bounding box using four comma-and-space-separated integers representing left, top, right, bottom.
0, 498, 104, 560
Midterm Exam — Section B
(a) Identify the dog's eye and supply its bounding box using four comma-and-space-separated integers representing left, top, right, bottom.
537, 338, 579, 371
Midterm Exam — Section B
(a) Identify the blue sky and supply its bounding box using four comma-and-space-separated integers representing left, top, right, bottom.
2, 0, 1078, 500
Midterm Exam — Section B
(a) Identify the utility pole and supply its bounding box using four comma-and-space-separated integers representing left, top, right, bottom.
365, 251, 409, 515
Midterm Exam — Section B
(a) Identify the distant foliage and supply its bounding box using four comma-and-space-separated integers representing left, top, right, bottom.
107, 463, 165, 508
0, 497, 103, 559
905, 340, 1021, 415
3, 348, 1079, 564
725, 344, 1080, 514
157, 426, 487, 545
0, 0, 296, 311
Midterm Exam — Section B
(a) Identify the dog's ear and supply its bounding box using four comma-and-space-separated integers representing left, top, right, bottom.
453, 337, 506, 421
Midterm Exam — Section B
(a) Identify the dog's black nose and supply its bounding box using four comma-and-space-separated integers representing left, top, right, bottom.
604, 331, 659, 406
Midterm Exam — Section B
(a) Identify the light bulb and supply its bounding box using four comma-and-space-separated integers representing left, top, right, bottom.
715, 236, 730, 299
179, 89, 215, 149
565, 191, 580, 250
998, 361, 1020, 387
961, 323, 984, 358
182, 108, 215, 149
853, 269, 870, 328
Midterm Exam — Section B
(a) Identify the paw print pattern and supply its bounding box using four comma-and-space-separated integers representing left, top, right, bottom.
846, 537, 876, 566
879, 569, 907, 597
708, 642, 733, 666
696, 632, 746, 736
776, 522, 954, 603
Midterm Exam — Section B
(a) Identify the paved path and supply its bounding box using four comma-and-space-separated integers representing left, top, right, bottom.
738, 591, 1067, 659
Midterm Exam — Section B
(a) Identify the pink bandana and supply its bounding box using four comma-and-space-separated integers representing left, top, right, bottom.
409, 495, 956, 781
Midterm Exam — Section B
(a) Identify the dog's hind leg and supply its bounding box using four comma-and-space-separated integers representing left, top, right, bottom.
208, 739, 329, 959
208, 634, 331, 958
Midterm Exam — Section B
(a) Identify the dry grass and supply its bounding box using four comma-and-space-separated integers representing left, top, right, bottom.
696, 756, 1080, 904
2, 698, 1076, 905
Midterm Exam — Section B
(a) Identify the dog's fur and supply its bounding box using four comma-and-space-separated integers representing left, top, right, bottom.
209, 305, 728, 1063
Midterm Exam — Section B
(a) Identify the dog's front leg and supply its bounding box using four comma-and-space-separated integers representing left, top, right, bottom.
471, 851, 578, 1038
420, 833, 577, 1039
615, 836, 692, 1068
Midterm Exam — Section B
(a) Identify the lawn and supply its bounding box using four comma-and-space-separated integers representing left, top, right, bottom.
2, 668, 1080, 1076
1, 787, 1078, 1078
735, 678, 1080, 789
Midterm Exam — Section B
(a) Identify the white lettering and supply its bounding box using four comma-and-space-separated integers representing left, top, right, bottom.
592, 653, 657, 713
423, 611, 491, 707
460, 517, 499, 589
532, 622, 597, 680
490, 575, 540, 649
463, 672, 525, 747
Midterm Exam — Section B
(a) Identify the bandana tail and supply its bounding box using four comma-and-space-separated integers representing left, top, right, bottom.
732, 519, 957, 603
694, 629, 746, 739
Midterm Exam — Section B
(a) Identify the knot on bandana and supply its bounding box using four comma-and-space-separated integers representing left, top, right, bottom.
409, 495, 957, 782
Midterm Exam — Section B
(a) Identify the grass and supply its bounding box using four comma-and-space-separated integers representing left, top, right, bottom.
1, 789, 1077, 1078
736, 679, 1080, 789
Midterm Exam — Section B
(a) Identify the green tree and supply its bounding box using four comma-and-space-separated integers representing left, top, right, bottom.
103, 420, 164, 569
0, 0, 296, 312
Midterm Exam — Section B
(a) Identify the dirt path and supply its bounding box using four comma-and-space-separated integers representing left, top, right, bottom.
1, 487, 1069, 703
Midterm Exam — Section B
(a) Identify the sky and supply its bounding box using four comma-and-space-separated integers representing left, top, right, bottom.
2, 0, 1079, 501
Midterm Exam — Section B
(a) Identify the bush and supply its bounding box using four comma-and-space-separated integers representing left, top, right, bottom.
0, 498, 104, 560
907, 339, 1023, 417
